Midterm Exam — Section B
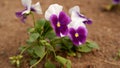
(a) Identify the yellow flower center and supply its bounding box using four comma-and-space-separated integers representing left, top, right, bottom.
57, 22, 61, 27
75, 33, 79, 38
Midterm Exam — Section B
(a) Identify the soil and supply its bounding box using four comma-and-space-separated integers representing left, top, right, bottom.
0, 0, 120, 68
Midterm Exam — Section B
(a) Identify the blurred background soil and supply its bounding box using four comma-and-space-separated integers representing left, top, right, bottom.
0, 0, 120, 68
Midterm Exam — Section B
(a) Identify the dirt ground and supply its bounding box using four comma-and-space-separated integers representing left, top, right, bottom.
0, 0, 120, 68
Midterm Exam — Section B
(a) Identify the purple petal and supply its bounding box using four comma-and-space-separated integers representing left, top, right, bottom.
16, 11, 27, 23
77, 12, 92, 24
16, 11, 23, 17
58, 11, 71, 25
21, 15, 27, 23
31, 7, 36, 12
15, 8, 27, 17
50, 14, 58, 28
113, 0, 120, 4
77, 12, 86, 18
68, 27, 88, 46
83, 19, 92, 24
77, 27, 87, 44
77, 27, 87, 36
50, 14, 62, 36
55, 27, 61, 37
50, 14, 69, 37
69, 28, 79, 45
69, 28, 76, 39
61, 26, 68, 36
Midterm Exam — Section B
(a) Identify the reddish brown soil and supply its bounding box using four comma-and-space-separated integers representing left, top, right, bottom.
0, 0, 120, 68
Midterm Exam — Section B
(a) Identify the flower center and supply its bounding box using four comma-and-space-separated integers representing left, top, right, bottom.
57, 22, 61, 27
75, 33, 79, 38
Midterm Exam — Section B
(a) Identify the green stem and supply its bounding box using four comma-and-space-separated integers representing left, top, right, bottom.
20, 45, 32, 55
53, 50, 56, 57
31, 12, 35, 26
30, 52, 47, 68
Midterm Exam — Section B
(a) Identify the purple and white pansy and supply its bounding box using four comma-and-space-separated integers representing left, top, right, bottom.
16, 0, 42, 22
113, 0, 120, 4
68, 6, 92, 46
45, 4, 71, 37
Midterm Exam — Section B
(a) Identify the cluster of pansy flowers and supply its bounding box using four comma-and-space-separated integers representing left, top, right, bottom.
16, 0, 92, 46
113, 0, 120, 4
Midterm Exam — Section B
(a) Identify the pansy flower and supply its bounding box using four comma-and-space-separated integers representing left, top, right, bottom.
68, 6, 92, 46
16, 0, 42, 23
45, 4, 71, 37
113, 0, 120, 4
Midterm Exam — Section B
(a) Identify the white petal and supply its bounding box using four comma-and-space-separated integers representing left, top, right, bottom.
21, 0, 32, 10
68, 20, 86, 29
68, 6, 87, 29
68, 12, 86, 29
45, 4, 63, 20
31, 2, 42, 14
69, 6, 80, 15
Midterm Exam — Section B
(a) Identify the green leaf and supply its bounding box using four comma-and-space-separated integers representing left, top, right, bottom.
35, 19, 45, 29
50, 37, 62, 45
27, 27, 35, 33
28, 33, 40, 42
30, 59, 37, 66
44, 31, 56, 40
45, 60, 56, 68
61, 37, 73, 50
42, 21, 52, 36
33, 45, 45, 58
56, 56, 71, 68
86, 41, 99, 49
34, 19, 46, 34
67, 51, 76, 56
66, 60, 71, 68
27, 47, 36, 57
77, 45, 92, 53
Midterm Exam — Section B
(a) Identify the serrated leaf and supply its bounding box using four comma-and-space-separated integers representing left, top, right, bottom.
56, 56, 71, 68
77, 45, 92, 53
28, 33, 40, 42
34, 45, 45, 58
86, 41, 99, 49
45, 60, 56, 68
